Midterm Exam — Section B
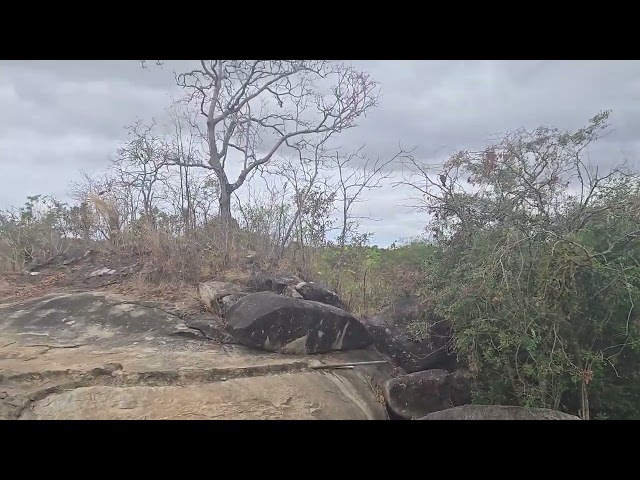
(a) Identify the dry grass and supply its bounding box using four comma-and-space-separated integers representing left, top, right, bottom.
122, 222, 269, 284
109, 273, 196, 305
0, 201, 410, 318
0, 272, 67, 304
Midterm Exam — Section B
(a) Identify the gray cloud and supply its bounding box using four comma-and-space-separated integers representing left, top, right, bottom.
2, 60, 639, 245
345, 61, 640, 161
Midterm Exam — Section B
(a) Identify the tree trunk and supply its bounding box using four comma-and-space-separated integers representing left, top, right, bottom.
580, 378, 590, 420
218, 183, 233, 225
279, 208, 301, 259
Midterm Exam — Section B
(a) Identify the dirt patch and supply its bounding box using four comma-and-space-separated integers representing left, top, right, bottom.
0, 249, 216, 326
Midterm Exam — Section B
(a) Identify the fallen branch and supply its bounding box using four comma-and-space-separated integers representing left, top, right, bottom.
25, 344, 86, 349
311, 360, 389, 370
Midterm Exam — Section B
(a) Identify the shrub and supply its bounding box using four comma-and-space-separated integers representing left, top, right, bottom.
413, 111, 640, 419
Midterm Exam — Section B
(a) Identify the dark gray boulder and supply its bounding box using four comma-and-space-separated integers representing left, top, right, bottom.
27, 248, 93, 272
419, 404, 581, 420
383, 369, 472, 420
361, 295, 456, 373
225, 292, 372, 354
283, 285, 304, 299
62, 247, 92, 265
221, 293, 248, 312
295, 282, 345, 309
245, 274, 300, 294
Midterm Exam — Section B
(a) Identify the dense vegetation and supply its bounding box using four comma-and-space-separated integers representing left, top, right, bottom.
409, 111, 640, 419
1, 61, 638, 419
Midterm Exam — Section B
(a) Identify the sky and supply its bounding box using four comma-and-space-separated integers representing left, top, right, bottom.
1, 60, 640, 246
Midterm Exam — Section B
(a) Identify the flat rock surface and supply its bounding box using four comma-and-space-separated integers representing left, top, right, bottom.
0, 291, 390, 420
20, 371, 382, 420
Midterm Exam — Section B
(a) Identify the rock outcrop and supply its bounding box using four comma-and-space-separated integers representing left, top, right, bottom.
245, 274, 300, 294
27, 247, 94, 272
294, 282, 345, 309
419, 404, 581, 420
198, 280, 246, 311
361, 295, 456, 374
0, 292, 390, 420
383, 369, 472, 420
220, 293, 247, 312
225, 292, 371, 354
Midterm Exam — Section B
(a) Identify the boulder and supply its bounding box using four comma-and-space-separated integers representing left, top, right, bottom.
221, 293, 248, 312
383, 369, 472, 420
27, 248, 93, 272
245, 274, 300, 294
295, 282, 345, 309
62, 248, 92, 266
87, 267, 116, 277
419, 404, 581, 420
283, 285, 304, 299
448, 369, 473, 406
198, 281, 244, 309
361, 294, 456, 373
225, 292, 372, 354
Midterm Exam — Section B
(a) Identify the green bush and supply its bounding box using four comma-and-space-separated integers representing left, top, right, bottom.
416, 111, 640, 419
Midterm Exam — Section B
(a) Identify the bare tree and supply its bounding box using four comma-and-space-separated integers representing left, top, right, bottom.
151, 60, 379, 225
274, 133, 336, 259
111, 120, 168, 227
333, 147, 410, 255
164, 104, 211, 232
233, 175, 294, 260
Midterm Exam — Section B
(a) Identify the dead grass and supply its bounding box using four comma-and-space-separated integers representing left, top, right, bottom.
0, 213, 408, 319
0, 272, 68, 304
122, 223, 266, 284
108, 273, 202, 311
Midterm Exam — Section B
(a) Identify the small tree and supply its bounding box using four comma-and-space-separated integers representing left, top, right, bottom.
0, 196, 71, 270
274, 133, 336, 260
111, 120, 168, 228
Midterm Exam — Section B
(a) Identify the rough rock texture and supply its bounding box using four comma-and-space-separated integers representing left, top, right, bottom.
0, 292, 390, 420
284, 286, 304, 299
419, 405, 581, 420
361, 295, 456, 373
383, 369, 472, 420
295, 282, 345, 309
27, 248, 94, 272
226, 292, 372, 354
198, 281, 245, 309
221, 293, 248, 312
245, 274, 300, 294
62, 248, 92, 266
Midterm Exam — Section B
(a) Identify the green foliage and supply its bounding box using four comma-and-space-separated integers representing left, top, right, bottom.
0, 196, 80, 270
417, 111, 640, 419
309, 238, 436, 314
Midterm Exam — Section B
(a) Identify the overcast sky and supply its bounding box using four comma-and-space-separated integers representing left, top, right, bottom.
1, 60, 639, 246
